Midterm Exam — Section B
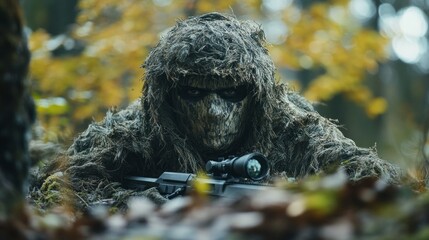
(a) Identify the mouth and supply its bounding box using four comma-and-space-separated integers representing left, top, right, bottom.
207, 133, 222, 138
206, 131, 236, 138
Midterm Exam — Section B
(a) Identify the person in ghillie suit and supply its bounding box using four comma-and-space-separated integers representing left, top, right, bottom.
32, 12, 400, 211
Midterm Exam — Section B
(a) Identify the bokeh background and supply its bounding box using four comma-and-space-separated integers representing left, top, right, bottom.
22, 0, 429, 170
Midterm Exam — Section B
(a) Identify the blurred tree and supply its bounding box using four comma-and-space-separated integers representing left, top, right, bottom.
366, 0, 428, 170
22, 0, 78, 35
0, 0, 34, 220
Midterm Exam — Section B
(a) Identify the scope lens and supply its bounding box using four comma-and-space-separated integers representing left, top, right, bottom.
246, 159, 262, 179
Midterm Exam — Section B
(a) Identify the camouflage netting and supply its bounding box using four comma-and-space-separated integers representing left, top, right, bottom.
30, 12, 401, 211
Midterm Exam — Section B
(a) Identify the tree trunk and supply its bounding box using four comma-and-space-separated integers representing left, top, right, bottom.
0, 0, 35, 220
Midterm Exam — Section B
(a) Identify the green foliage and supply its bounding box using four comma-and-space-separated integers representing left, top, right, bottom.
29, 0, 389, 142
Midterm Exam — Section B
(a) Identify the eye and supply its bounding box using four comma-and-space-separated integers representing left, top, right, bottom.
177, 86, 207, 101
187, 88, 201, 96
221, 89, 237, 97
217, 85, 249, 102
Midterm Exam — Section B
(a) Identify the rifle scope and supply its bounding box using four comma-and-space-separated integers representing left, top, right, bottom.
205, 153, 269, 181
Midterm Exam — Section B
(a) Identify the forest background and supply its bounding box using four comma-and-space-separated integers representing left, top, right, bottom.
23, 0, 429, 171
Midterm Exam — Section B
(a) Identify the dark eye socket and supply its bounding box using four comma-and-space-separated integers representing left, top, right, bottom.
221, 89, 237, 97
187, 88, 201, 96
176, 85, 249, 102
217, 85, 249, 102
177, 87, 207, 101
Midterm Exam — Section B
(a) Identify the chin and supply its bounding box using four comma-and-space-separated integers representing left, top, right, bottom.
202, 142, 234, 155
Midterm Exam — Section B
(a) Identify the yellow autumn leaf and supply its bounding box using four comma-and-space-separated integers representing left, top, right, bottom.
193, 171, 210, 196
73, 103, 98, 120
30, 58, 51, 80
28, 29, 50, 51
366, 97, 388, 118
305, 191, 338, 216
128, 75, 144, 100
99, 80, 123, 107
36, 97, 70, 115
345, 86, 372, 103
197, 0, 235, 13
305, 75, 341, 101
309, 3, 329, 19
329, 0, 349, 6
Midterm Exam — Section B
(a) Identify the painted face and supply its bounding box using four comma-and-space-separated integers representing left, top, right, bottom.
172, 77, 250, 155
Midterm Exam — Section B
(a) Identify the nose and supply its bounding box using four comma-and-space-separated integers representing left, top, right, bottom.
206, 94, 225, 117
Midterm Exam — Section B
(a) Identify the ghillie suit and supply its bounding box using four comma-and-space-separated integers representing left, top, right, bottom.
32, 12, 400, 211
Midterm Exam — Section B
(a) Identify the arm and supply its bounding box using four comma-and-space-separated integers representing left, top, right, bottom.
270, 88, 401, 183
33, 101, 167, 210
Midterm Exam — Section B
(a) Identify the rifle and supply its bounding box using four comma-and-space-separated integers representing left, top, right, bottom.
124, 153, 271, 199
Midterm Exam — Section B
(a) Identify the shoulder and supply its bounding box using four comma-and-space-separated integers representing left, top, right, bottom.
284, 87, 315, 112
69, 100, 143, 155
271, 84, 346, 143
272, 84, 320, 123
274, 84, 315, 113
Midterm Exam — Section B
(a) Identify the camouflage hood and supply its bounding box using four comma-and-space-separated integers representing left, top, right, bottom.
140, 12, 278, 172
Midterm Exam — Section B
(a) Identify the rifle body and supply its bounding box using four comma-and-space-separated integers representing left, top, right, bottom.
124, 172, 270, 199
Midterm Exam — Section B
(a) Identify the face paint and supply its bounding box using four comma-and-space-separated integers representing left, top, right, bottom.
172, 76, 250, 155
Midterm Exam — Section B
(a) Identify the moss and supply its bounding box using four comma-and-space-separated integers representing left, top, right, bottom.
38, 172, 66, 207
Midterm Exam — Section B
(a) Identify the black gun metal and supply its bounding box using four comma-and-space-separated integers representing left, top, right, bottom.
124, 153, 271, 199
